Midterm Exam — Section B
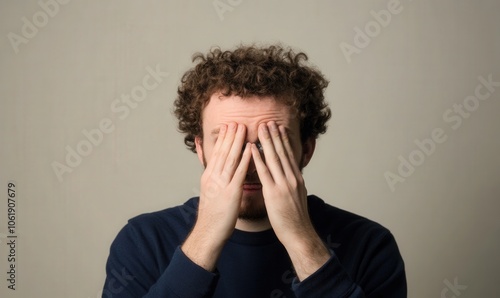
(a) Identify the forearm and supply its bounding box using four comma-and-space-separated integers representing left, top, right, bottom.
103, 217, 220, 298
290, 231, 407, 298
282, 230, 331, 281
146, 247, 218, 297
104, 246, 218, 298
291, 252, 366, 298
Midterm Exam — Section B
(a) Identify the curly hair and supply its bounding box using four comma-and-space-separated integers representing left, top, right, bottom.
174, 44, 331, 153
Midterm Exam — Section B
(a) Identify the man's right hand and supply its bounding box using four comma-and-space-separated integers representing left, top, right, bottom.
181, 123, 251, 271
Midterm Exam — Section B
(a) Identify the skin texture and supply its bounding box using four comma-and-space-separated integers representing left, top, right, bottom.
181, 93, 331, 281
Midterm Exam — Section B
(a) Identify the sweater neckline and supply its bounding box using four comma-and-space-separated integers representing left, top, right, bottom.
228, 228, 279, 246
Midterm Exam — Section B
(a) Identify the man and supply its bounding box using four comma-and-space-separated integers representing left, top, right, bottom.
103, 45, 407, 297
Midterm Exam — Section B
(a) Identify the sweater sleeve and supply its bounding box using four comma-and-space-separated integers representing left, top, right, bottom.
102, 222, 218, 298
291, 231, 407, 298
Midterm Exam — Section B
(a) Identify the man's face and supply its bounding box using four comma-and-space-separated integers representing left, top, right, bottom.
195, 93, 315, 221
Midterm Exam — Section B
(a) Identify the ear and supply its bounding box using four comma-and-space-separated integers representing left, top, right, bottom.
300, 137, 316, 168
194, 136, 205, 166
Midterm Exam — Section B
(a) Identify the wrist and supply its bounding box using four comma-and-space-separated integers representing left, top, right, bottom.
181, 222, 227, 271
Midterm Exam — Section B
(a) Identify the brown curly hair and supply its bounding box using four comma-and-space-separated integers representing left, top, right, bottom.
174, 44, 331, 153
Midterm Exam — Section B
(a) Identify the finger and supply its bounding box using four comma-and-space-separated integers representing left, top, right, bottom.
231, 142, 252, 185
251, 143, 274, 185
221, 124, 247, 179
213, 122, 238, 174
279, 125, 301, 177
268, 122, 295, 180
258, 123, 285, 182
204, 124, 227, 172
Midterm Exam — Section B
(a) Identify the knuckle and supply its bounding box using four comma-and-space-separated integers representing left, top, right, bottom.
211, 149, 221, 160
219, 170, 233, 183
281, 131, 289, 142
289, 175, 303, 189
225, 156, 237, 169
276, 148, 286, 158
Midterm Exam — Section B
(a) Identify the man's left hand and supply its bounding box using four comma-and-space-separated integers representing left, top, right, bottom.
251, 121, 331, 281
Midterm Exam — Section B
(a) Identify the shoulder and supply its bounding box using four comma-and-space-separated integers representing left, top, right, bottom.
127, 197, 199, 232
307, 195, 404, 274
307, 195, 392, 244
111, 197, 199, 254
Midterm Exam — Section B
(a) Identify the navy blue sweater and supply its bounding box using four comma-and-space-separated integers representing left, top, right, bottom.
103, 195, 406, 297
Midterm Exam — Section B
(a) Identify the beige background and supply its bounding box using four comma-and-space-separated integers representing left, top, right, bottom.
1, 0, 499, 297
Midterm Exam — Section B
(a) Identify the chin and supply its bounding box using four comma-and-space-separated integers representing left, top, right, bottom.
238, 193, 267, 221
238, 209, 268, 221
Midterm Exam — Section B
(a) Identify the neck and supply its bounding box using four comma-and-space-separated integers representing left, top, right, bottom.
235, 217, 272, 232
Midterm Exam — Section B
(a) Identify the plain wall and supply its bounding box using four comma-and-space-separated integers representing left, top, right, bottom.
1, 1, 499, 297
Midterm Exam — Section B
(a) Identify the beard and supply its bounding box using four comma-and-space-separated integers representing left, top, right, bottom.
238, 194, 268, 221
201, 149, 305, 222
